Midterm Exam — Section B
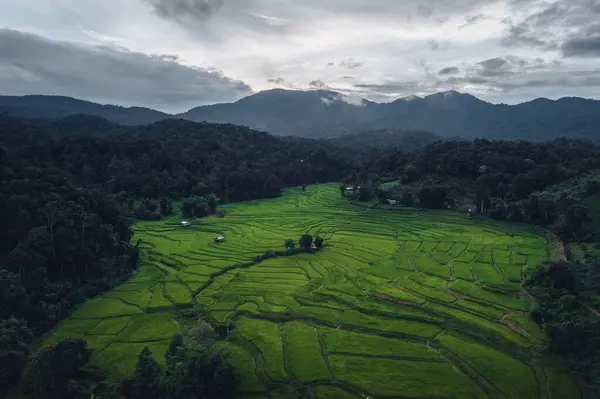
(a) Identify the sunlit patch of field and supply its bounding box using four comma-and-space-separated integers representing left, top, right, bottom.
39, 184, 577, 398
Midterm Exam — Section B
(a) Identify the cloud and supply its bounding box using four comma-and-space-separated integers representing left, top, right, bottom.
320, 92, 365, 107
339, 58, 362, 69
309, 79, 326, 88
439, 66, 460, 75
463, 13, 487, 26
267, 77, 286, 85
427, 40, 440, 50
144, 0, 224, 23
500, 0, 600, 51
0, 29, 251, 112
3, 0, 600, 106
562, 37, 600, 57
476, 57, 513, 76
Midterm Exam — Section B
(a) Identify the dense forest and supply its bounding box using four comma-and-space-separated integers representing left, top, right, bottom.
364, 138, 600, 241
2, 113, 600, 397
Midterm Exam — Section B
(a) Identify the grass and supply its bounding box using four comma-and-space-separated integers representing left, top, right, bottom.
328, 355, 487, 398
283, 322, 330, 383
438, 333, 538, 399
314, 386, 360, 399
323, 327, 444, 360
38, 183, 573, 398
237, 317, 288, 382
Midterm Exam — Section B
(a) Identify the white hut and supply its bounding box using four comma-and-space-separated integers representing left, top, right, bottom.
214, 236, 225, 243
181, 221, 191, 227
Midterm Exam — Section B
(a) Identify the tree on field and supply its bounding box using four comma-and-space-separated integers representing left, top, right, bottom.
339, 184, 346, 197
186, 320, 216, 346
302, 184, 307, 192
400, 191, 414, 206
285, 239, 296, 250
21, 339, 94, 399
205, 194, 219, 214
418, 183, 448, 209
160, 197, 173, 216
314, 236, 324, 249
358, 186, 373, 202
403, 163, 419, 183
135, 199, 162, 221
165, 334, 185, 368
122, 346, 164, 399
299, 235, 313, 250
164, 347, 237, 399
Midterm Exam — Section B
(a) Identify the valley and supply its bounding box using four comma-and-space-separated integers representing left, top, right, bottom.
39, 184, 577, 399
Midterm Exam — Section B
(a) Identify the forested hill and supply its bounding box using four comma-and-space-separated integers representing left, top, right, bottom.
3, 90, 600, 140
0, 115, 352, 201
0, 95, 171, 125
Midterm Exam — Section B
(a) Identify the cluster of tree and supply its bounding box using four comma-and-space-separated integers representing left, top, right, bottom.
119, 320, 237, 399
0, 153, 138, 325
353, 138, 600, 235
180, 194, 218, 219
284, 235, 324, 252
0, 115, 352, 203
523, 256, 600, 398
134, 197, 173, 220
8, 317, 237, 399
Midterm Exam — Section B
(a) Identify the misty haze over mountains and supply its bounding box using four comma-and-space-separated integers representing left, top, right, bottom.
2, 89, 600, 140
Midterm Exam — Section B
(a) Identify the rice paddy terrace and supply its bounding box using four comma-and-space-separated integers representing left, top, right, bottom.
40, 183, 579, 399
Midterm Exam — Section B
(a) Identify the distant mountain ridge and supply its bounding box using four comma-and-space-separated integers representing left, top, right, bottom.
2, 90, 600, 140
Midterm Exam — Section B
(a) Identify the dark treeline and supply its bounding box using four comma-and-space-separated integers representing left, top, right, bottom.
524, 254, 600, 398
0, 115, 352, 202
359, 138, 600, 241
0, 144, 137, 394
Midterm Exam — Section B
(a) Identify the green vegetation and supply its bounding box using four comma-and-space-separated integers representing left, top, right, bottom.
524, 256, 600, 398
36, 184, 576, 398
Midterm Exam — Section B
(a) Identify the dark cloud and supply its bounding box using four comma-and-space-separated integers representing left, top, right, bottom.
144, 0, 224, 23
464, 13, 486, 26
309, 79, 326, 88
0, 29, 251, 112
477, 57, 512, 76
439, 66, 460, 75
500, 0, 600, 50
562, 36, 600, 57
340, 58, 362, 69
327, 62, 335, 67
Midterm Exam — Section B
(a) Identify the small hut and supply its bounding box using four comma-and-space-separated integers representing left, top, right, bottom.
214, 236, 225, 243
310, 243, 317, 253
387, 199, 399, 205
181, 221, 191, 227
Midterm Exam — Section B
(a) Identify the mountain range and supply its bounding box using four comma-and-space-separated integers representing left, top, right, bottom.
2, 89, 600, 140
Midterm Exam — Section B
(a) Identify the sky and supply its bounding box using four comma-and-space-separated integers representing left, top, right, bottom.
1, 0, 600, 112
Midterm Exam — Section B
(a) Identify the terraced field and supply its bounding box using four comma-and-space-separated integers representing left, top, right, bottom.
39, 183, 580, 399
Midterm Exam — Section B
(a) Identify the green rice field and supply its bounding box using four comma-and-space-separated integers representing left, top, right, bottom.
39, 183, 579, 398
